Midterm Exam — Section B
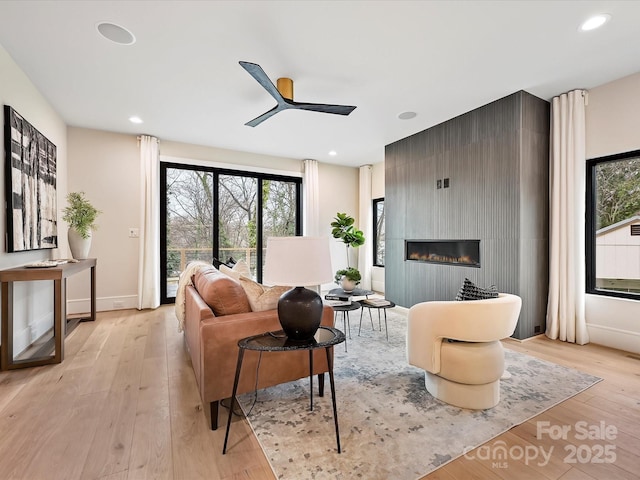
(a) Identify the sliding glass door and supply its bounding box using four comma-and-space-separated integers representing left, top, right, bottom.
160, 163, 301, 303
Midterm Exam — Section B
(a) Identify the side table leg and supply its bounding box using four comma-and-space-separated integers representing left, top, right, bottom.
223, 348, 245, 454
341, 312, 348, 352
325, 346, 341, 453
309, 350, 314, 411
384, 309, 389, 341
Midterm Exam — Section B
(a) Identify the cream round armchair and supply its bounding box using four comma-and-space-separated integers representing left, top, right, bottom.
407, 293, 522, 409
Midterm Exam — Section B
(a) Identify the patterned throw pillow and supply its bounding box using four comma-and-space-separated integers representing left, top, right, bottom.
238, 276, 291, 312
454, 278, 499, 301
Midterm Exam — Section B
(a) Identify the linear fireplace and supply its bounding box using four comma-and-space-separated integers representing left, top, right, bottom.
405, 240, 480, 267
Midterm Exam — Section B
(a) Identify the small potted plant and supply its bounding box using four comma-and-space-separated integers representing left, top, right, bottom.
334, 267, 361, 292
62, 191, 101, 259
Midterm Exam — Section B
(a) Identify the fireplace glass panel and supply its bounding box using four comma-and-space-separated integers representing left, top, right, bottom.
405, 240, 480, 267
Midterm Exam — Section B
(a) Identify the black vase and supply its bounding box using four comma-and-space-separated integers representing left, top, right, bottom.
277, 286, 323, 341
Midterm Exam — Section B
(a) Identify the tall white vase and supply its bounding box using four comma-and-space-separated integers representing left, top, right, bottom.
68, 228, 92, 259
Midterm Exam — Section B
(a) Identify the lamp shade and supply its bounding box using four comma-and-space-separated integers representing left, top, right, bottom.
263, 236, 333, 287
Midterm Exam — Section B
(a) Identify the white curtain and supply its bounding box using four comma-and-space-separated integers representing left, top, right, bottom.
546, 90, 589, 344
358, 165, 373, 290
303, 159, 320, 236
138, 135, 160, 310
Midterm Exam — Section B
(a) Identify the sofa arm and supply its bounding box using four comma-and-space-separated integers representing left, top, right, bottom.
184, 285, 216, 388
198, 305, 334, 403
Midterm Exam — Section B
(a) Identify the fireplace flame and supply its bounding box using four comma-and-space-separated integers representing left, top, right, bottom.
408, 252, 477, 265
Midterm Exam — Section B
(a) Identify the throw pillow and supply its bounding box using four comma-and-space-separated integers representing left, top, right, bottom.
219, 258, 252, 280
192, 267, 251, 316
238, 276, 291, 312
454, 277, 499, 301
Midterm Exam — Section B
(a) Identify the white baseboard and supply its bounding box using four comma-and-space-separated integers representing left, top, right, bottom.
587, 323, 640, 355
371, 280, 385, 294
67, 294, 138, 314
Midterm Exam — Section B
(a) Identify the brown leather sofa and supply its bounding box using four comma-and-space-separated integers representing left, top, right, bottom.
183, 266, 334, 429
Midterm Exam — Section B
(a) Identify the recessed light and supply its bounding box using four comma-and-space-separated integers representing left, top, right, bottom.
579, 14, 611, 32
97, 22, 136, 45
129, 116, 143, 124
328, 150, 337, 156
398, 111, 417, 120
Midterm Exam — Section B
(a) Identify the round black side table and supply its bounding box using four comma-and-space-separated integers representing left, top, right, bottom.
358, 300, 396, 341
331, 302, 361, 352
222, 326, 346, 454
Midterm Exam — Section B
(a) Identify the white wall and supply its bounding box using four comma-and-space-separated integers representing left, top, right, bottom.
316, 162, 359, 290
66, 128, 140, 312
584, 71, 640, 354
0, 44, 68, 354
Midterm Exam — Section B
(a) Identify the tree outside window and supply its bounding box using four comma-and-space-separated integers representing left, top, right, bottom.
587, 151, 640, 299
161, 163, 301, 302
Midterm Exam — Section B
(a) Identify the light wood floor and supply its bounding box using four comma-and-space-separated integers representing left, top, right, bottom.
0, 306, 638, 480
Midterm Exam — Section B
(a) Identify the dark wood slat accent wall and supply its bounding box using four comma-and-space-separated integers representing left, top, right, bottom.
385, 91, 550, 339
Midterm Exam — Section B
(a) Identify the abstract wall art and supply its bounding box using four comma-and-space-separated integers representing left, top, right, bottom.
4, 106, 58, 252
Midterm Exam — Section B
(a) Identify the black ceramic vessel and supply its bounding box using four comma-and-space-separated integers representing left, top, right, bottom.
277, 286, 323, 341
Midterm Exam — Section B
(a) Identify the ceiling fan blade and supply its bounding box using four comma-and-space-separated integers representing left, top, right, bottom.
245, 104, 287, 127
291, 101, 357, 116
240, 61, 357, 126
239, 61, 284, 104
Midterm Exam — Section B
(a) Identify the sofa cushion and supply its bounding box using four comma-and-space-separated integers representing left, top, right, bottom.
239, 276, 291, 312
193, 267, 251, 316
454, 277, 498, 301
219, 259, 252, 280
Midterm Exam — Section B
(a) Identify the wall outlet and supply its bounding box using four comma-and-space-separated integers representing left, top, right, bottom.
113, 300, 125, 309
436, 179, 442, 189
128, 228, 139, 238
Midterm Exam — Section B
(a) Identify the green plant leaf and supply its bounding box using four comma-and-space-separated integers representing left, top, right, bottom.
334, 267, 362, 284
62, 192, 101, 239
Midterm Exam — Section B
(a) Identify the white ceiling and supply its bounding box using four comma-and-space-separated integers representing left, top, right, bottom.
1, 1, 639, 167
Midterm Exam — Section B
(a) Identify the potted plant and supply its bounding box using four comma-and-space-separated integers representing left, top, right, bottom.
62, 191, 101, 259
334, 267, 361, 292
331, 212, 365, 292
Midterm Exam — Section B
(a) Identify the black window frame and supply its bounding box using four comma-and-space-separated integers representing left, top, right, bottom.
160, 161, 302, 304
586, 149, 640, 301
373, 197, 385, 267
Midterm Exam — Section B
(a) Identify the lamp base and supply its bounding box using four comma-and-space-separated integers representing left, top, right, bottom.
277, 287, 323, 341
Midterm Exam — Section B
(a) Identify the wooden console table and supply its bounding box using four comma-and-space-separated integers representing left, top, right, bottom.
0, 258, 96, 370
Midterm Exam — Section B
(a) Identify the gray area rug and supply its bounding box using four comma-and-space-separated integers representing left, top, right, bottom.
237, 307, 601, 479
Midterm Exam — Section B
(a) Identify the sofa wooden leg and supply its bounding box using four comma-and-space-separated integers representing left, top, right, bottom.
318, 373, 325, 397
210, 401, 219, 430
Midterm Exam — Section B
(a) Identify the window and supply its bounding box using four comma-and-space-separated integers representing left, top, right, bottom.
373, 197, 385, 267
160, 162, 301, 303
586, 150, 640, 300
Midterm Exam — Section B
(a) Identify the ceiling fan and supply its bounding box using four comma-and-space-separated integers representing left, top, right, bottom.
239, 61, 357, 127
